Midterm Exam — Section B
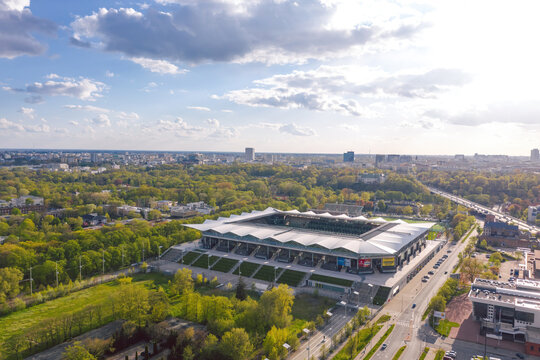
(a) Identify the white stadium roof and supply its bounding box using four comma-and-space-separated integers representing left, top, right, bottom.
185, 208, 435, 257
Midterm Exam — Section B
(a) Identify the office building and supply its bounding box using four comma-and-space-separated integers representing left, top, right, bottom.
343, 151, 354, 163
532, 149, 540, 161
469, 278, 540, 356
245, 147, 255, 161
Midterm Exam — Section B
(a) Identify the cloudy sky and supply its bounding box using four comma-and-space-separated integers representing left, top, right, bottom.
1, 0, 540, 155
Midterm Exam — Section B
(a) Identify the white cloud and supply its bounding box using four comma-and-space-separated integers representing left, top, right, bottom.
279, 123, 316, 136
0, 117, 49, 132
69, 120, 79, 126
117, 111, 139, 120
92, 114, 111, 127
64, 104, 140, 121
188, 106, 211, 111
64, 104, 109, 113
18, 106, 34, 118
130, 57, 188, 74
224, 66, 469, 116
105, 70, 114, 77
206, 118, 219, 127
156, 117, 203, 135
5, 75, 105, 101
0, 0, 56, 58
70, 1, 424, 65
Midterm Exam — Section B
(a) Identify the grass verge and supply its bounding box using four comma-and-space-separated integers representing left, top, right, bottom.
363, 324, 395, 360
309, 274, 353, 287
392, 345, 407, 360
231, 261, 260, 277
434, 349, 445, 360
419, 347, 429, 360
332, 324, 383, 360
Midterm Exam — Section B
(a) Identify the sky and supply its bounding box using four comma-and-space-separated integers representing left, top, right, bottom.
1, 0, 540, 155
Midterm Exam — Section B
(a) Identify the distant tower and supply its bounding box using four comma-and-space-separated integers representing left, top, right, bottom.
245, 147, 255, 161
343, 151, 354, 163
531, 148, 539, 161
90, 152, 97, 163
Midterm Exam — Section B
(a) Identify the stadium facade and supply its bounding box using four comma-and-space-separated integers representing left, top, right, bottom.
184, 208, 435, 274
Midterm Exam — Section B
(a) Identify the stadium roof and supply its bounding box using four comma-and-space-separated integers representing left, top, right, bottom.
185, 208, 435, 257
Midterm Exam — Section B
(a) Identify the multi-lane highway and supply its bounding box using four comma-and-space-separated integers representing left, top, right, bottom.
427, 186, 539, 234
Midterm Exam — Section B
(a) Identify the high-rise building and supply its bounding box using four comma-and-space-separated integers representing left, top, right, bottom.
245, 147, 255, 161
375, 154, 386, 164
343, 151, 354, 162
531, 148, 539, 161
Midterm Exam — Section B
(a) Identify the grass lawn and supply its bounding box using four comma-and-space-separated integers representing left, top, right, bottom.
291, 293, 335, 321
277, 270, 306, 287
232, 261, 260, 277
0, 273, 170, 355
435, 319, 459, 336
392, 345, 406, 360
364, 324, 395, 360
179, 251, 201, 265
253, 265, 283, 282
191, 254, 220, 269
309, 274, 353, 287
211, 258, 238, 273
419, 347, 430, 360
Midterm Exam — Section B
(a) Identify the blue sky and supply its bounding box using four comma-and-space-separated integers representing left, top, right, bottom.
1, 0, 540, 155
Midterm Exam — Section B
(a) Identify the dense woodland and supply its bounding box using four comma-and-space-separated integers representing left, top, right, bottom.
419, 170, 540, 220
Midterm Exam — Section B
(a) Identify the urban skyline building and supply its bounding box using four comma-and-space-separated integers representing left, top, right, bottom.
245, 147, 255, 161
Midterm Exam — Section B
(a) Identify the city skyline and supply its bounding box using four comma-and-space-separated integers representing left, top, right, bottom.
2, 0, 540, 155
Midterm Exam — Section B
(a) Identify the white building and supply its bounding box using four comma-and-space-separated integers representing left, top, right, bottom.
469, 278, 540, 355
357, 173, 386, 184
170, 201, 215, 218
10, 196, 44, 207
528, 206, 540, 223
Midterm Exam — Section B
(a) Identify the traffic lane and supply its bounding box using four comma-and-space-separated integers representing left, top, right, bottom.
376, 323, 408, 360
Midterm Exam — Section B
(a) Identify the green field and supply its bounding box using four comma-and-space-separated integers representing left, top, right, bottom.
253, 265, 283, 282
232, 261, 260, 277
179, 251, 201, 265
0, 273, 169, 358
309, 274, 353, 287
211, 258, 238, 273
277, 269, 306, 287
191, 254, 220, 269
435, 319, 459, 336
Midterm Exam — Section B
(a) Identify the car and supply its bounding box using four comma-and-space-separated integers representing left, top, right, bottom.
516, 353, 525, 359
412, 303, 416, 308
445, 350, 456, 357
434, 265, 439, 268
510, 269, 514, 275
422, 278, 428, 282
447, 250, 452, 253
444, 271, 448, 274
381, 344, 387, 350
428, 271, 435, 275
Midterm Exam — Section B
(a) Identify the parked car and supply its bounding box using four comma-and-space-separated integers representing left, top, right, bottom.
381, 344, 387, 350
412, 303, 416, 309
445, 350, 456, 358
422, 278, 428, 282
515, 353, 525, 360
428, 271, 435, 275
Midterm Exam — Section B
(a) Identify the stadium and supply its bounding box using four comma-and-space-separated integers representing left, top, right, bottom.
184, 207, 435, 274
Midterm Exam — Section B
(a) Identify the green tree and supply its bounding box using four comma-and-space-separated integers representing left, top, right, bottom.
219, 328, 253, 360
62, 342, 96, 360
0, 267, 23, 302
258, 284, 294, 329
171, 268, 194, 295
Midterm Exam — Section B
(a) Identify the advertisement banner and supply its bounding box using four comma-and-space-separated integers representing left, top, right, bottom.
382, 257, 395, 267
358, 259, 371, 268
344, 258, 351, 267
337, 257, 345, 266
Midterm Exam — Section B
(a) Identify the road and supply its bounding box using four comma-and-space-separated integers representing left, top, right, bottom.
371, 226, 475, 360
427, 185, 539, 234
290, 306, 355, 360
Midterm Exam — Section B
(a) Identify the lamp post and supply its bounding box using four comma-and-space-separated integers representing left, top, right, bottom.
158, 245, 163, 260
274, 266, 279, 285
55, 261, 59, 288
239, 260, 243, 279
367, 283, 373, 318
353, 290, 360, 307
303, 328, 310, 360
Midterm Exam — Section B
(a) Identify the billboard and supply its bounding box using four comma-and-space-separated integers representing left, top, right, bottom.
337, 257, 345, 266
358, 259, 371, 268
433, 311, 445, 319
382, 257, 395, 267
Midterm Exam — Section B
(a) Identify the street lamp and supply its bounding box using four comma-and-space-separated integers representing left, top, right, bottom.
158, 245, 163, 260
353, 290, 360, 307
340, 300, 347, 316
367, 284, 374, 318
274, 266, 279, 284
239, 260, 243, 278
303, 328, 310, 359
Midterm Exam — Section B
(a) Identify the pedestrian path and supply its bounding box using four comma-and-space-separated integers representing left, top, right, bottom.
353, 322, 391, 360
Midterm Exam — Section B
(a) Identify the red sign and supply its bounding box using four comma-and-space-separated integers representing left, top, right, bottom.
358, 259, 371, 268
